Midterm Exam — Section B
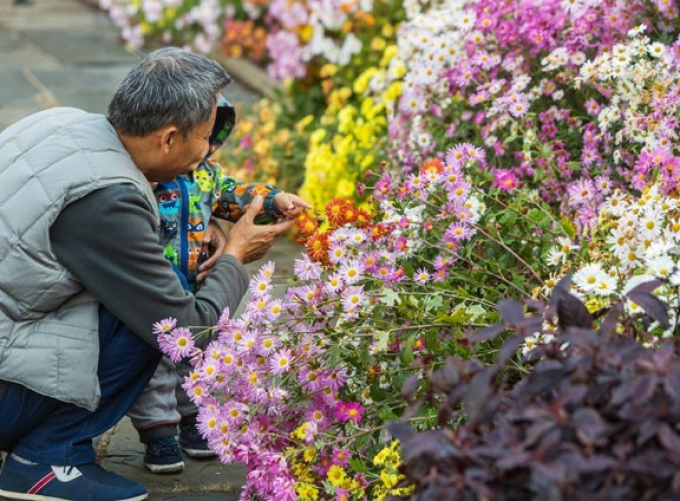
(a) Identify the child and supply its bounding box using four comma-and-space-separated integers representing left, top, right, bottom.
128, 96, 310, 473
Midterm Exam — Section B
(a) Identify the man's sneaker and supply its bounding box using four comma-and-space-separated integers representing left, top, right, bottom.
143, 437, 184, 474
179, 422, 216, 458
0, 454, 148, 501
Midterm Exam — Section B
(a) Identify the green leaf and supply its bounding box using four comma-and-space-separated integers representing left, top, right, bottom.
499, 211, 517, 227
326, 345, 342, 367
378, 406, 399, 422
401, 343, 414, 364
379, 289, 401, 307
467, 304, 487, 322
349, 457, 369, 474
374, 330, 390, 352
560, 217, 576, 239
450, 303, 473, 322
527, 208, 549, 227
423, 295, 444, 311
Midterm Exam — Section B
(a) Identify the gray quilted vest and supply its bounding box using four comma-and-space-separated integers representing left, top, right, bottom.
0, 107, 159, 410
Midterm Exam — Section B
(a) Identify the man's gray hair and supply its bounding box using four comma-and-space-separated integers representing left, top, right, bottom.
108, 47, 232, 137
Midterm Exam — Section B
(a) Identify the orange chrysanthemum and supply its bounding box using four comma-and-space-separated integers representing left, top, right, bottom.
296, 212, 319, 236
419, 158, 444, 176
306, 230, 329, 264
325, 198, 352, 228
354, 209, 373, 228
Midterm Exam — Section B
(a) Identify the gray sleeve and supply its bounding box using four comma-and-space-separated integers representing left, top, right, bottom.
49, 184, 249, 349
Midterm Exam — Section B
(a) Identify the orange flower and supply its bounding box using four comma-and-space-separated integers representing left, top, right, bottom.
296, 212, 319, 236
372, 222, 391, 241
419, 157, 444, 176
325, 198, 352, 227
354, 209, 373, 228
306, 230, 329, 264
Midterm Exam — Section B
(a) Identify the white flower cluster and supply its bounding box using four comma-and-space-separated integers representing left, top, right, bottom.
577, 31, 680, 152
547, 185, 680, 337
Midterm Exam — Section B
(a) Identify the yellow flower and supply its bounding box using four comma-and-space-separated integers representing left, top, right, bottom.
380, 469, 399, 489
373, 446, 391, 466
381, 82, 403, 105
354, 68, 378, 94
372, 485, 387, 501
291, 422, 311, 441
381, 24, 394, 38
295, 115, 314, 134
239, 120, 254, 134
297, 25, 314, 44
310, 129, 327, 145
302, 448, 316, 463
337, 179, 355, 199
259, 106, 273, 123
320, 64, 338, 78
275, 129, 290, 145
326, 465, 347, 487
253, 139, 271, 157
585, 296, 608, 313
380, 44, 398, 66
139, 21, 152, 35
361, 154, 375, 169
295, 482, 319, 501
163, 7, 176, 20
371, 37, 386, 52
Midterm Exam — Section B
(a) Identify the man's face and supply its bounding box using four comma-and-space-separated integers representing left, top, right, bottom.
147, 104, 217, 182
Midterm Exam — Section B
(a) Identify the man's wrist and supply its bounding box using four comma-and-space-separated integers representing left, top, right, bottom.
222, 248, 245, 264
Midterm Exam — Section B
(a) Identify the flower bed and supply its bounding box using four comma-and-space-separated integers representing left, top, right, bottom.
97, 0, 680, 498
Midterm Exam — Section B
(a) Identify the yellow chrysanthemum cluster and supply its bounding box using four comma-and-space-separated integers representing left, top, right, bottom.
290, 454, 315, 486
217, 99, 292, 187
290, 443, 367, 500
295, 481, 319, 501
290, 421, 313, 441
299, 45, 403, 210
298, 92, 386, 210
371, 440, 412, 501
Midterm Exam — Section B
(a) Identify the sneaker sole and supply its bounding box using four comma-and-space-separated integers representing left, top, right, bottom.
0, 488, 148, 501
181, 448, 217, 458
143, 461, 185, 474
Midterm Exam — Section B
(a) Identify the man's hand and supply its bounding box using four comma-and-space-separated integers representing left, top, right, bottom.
273, 192, 312, 220
224, 195, 295, 264
196, 220, 228, 283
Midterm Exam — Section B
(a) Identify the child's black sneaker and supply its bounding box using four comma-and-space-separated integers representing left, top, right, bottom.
142, 436, 184, 473
179, 422, 216, 458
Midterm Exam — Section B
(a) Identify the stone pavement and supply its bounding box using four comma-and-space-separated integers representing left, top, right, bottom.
0, 0, 304, 498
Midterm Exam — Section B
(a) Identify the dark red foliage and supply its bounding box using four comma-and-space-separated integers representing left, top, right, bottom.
389, 275, 680, 501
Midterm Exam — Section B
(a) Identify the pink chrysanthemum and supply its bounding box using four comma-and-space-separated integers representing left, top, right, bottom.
152, 317, 176, 335
249, 273, 272, 297
493, 169, 519, 191
341, 285, 366, 312
334, 401, 364, 424
269, 349, 293, 375
414, 267, 431, 284
158, 326, 195, 362
332, 448, 351, 468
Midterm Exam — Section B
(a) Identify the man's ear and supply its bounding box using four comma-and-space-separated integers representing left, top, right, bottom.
159, 125, 179, 154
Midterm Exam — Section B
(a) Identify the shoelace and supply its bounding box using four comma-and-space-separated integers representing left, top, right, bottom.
180, 424, 203, 442
148, 437, 181, 456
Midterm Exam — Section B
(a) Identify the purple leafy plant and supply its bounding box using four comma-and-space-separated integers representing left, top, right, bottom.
389, 275, 680, 500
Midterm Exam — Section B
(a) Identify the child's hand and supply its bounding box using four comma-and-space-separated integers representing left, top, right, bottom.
196, 220, 228, 283
273, 192, 312, 220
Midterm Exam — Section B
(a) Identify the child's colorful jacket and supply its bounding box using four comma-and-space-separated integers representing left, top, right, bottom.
154, 159, 280, 291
